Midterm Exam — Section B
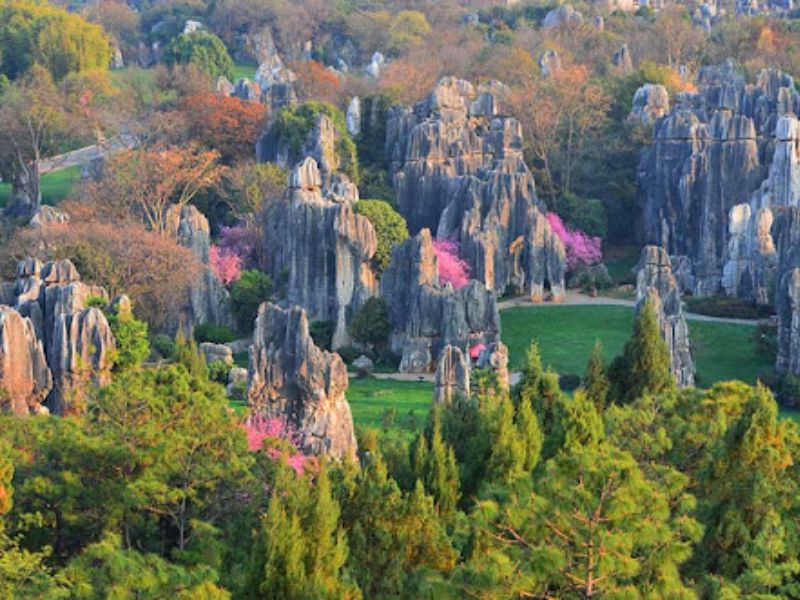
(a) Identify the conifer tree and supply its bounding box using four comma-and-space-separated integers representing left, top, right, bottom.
613, 299, 674, 404
583, 339, 610, 409
425, 411, 460, 519
516, 397, 543, 472
486, 396, 527, 484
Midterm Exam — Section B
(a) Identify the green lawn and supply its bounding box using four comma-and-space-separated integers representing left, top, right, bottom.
231, 62, 256, 82
0, 165, 82, 209
346, 377, 433, 433
500, 305, 770, 386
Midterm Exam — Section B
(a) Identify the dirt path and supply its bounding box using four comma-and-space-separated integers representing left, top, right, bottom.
498, 291, 761, 327
39, 134, 137, 175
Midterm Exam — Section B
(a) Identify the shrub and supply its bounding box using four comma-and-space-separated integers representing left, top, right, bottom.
558, 373, 582, 391
336, 345, 362, 365
546, 212, 602, 270
355, 200, 409, 271
150, 334, 175, 359
106, 306, 149, 372
753, 323, 778, 361
230, 270, 273, 333
556, 193, 607, 238
208, 360, 232, 384
775, 372, 800, 407
194, 323, 236, 344
310, 320, 334, 351
164, 31, 234, 80
349, 297, 391, 353
684, 297, 775, 320
432, 239, 470, 289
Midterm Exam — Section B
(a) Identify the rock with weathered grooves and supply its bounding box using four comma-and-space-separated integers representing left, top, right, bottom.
635, 246, 695, 387
165, 204, 234, 331
262, 158, 377, 348
380, 229, 501, 372
434, 345, 470, 403
247, 302, 357, 460
0, 306, 52, 415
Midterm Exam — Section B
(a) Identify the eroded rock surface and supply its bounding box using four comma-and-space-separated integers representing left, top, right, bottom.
263, 158, 377, 348
0, 306, 51, 415
638, 63, 800, 297
635, 246, 695, 387
381, 229, 500, 372
386, 77, 566, 301
165, 204, 234, 331
434, 345, 470, 404
247, 302, 357, 460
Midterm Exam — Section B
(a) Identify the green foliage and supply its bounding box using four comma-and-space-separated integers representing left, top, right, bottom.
386, 10, 431, 55
349, 297, 391, 353
172, 331, 209, 379
355, 199, 409, 271
610, 299, 675, 404
194, 323, 236, 345
0, 0, 111, 80
230, 270, 273, 333
309, 320, 334, 351
164, 31, 233, 80
105, 301, 150, 372
150, 333, 175, 360
208, 360, 232, 385
554, 192, 607, 238
271, 102, 359, 183
583, 340, 610, 408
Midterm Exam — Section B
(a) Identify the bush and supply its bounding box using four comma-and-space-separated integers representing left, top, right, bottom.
230, 270, 273, 333
559, 373, 582, 391
355, 200, 409, 271
150, 334, 175, 360
753, 323, 778, 361
164, 31, 234, 80
106, 306, 150, 372
194, 323, 236, 344
775, 372, 800, 407
310, 320, 334, 351
684, 297, 775, 320
555, 193, 607, 239
336, 345, 362, 365
349, 298, 391, 353
208, 360, 232, 384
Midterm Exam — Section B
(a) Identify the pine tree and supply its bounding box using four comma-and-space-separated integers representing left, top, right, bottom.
614, 299, 674, 404
515, 341, 544, 408
583, 340, 610, 409
425, 412, 460, 520
516, 397, 543, 471
486, 396, 527, 484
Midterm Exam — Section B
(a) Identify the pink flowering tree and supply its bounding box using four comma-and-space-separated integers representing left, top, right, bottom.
210, 245, 242, 286
546, 213, 602, 270
243, 415, 308, 475
433, 238, 471, 289
218, 225, 258, 266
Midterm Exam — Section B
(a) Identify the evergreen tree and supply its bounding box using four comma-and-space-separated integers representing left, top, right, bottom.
425, 411, 460, 520
485, 396, 527, 484
516, 397, 543, 472
612, 299, 674, 404
583, 339, 610, 408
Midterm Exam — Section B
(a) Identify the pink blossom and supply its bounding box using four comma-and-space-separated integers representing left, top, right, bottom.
218, 226, 258, 268
210, 245, 242, 286
546, 213, 602, 270
433, 238, 471, 289
243, 416, 307, 475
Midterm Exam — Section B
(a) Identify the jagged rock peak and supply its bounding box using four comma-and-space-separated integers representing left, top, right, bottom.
635, 246, 695, 387
247, 302, 357, 460
0, 306, 52, 416
434, 345, 470, 404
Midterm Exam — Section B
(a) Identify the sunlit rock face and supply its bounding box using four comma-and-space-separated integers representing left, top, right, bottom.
638, 62, 800, 298
387, 77, 566, 302
247, 302, 357, 461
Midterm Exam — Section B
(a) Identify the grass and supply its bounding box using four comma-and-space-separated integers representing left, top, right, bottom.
346, 377, 432, 433
500, 305, 770, 386
0, 165, 82, 209
231, 62, 256, 82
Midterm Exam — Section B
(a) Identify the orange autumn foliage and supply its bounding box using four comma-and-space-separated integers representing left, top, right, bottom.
289, 60, 343, 106
180, 94, 267, 162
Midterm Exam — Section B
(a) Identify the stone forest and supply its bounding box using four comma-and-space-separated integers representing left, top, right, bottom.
3, 0, 800, 597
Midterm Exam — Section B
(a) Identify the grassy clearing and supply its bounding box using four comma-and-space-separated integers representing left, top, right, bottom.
347, 377, 432, 433
0, 165, 82, 209
231, 62, 256, 81
500, 305, 770, 386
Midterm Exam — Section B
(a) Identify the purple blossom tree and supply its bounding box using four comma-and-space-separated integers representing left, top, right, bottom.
546, 212, 602, 270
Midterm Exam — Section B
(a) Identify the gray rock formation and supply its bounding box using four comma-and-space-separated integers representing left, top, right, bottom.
380, 229, 501, 372
165, 204, 234, 331
5, 258, 116, 414
539, 50, 561, 78
247, 302, 357, 460
215, 76, 234, 96
387, 77, 567, 301
638, 63, 800, 297
612, 44, 633, 76
263, 158, 377, 348
352, 355, 374, 376
200, 342, 234, 366
776, 268, 800, 379
476, 341, 510, 391
232, 78, 261, 101
628, 84, 669, 126
434, 345, 470, 404
0, 306, 52, 415
635, 246, 695, 387
542, 4, 583, 27
29, 206, 69, 229
346, 97, 361, 136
